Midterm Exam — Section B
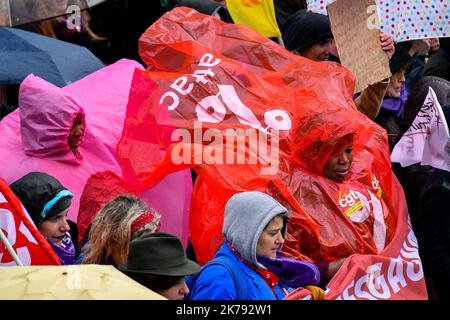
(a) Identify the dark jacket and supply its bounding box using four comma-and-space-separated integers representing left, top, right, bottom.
274, 0, 307, 30
419, 169, 450, 300
391, 77, 450, 234
423, 49, 450, 82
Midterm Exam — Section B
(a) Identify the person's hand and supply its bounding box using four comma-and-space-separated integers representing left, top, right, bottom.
409, 39, 431, 56
380, 32, 395, 60
429, 38, 440, 53
304, 285, 326, 300
327, 258, 346, 277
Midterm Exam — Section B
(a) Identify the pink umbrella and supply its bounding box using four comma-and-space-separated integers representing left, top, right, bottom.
0, 59, 192, 247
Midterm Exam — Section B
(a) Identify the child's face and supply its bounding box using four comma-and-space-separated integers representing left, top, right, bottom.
38, 208, 70, 245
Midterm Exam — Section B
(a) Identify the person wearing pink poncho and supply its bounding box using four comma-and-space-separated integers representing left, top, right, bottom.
0, 59, 193, 248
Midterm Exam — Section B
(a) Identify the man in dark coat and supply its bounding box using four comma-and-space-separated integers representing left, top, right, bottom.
423, 38, 450, 82
418, 105, 450, 300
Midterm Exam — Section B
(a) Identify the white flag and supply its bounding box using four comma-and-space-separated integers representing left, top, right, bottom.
391, 87, 450, 172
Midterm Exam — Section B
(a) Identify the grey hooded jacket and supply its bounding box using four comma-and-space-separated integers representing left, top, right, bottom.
222, 191, 289, 269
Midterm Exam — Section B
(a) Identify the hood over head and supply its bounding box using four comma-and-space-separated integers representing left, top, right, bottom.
290, 107, 367, 177
19, 74, 85, 163
222, 191, 289, 269
282, 9, 333, 53
10, 171, 73, 227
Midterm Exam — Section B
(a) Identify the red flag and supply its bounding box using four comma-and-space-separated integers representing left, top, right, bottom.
118, 7, 427, 299
0, 178, 61, 266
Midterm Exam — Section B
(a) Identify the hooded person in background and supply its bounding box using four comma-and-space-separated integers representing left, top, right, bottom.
388, 76, 450, 239
10, 172, 76, 265
423, 37, 450, 82
418, 105, 450, 300
187, 191, 323, 300
282, 9, 394, 120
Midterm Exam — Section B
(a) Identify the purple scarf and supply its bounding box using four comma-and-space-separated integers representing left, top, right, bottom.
381, 84, 408, 118
257, 254, 320, 288
47, 232, 75, 265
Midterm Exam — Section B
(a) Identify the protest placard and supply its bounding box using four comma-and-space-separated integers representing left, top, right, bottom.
391, 87, 450, 171
328, 0, 391, 93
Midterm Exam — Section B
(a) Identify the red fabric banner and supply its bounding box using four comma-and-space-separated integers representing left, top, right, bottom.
118, 7, 427, 299
0, 178, 61, 266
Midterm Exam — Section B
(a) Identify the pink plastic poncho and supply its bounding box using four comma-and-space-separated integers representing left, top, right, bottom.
0, 59, 192, 246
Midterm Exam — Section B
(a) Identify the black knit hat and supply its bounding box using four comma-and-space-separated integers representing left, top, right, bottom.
282, 9, 333, 53
10, 172, 73, 226
389, 44, 412, 75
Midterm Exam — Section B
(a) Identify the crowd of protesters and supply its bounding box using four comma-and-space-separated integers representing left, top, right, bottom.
0, 0, 449, 300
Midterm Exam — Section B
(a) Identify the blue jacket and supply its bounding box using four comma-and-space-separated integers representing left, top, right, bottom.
188, 242, 286, 300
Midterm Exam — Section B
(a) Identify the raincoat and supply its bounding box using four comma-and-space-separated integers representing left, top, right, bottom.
0, 59, 193, 246
118, 8, 427, 299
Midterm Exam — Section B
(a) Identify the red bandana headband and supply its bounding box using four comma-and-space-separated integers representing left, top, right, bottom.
131, 212, 156, 233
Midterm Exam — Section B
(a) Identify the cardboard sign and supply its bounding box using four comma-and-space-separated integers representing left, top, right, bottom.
328, 0, 391, 93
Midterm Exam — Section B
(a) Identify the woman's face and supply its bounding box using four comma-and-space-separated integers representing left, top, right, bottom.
157, 277, 189, 300
386, 68, 406, 98
300, 39, 333, 62
38, 208, 70, 245
67, 114, 84, 152
256, 216, 285, 258
322, 143, 354, 182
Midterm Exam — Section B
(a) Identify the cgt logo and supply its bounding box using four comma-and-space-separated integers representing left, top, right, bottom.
338, 190, 364, 219
339, 190, 359, 208
371, 175, 383, 197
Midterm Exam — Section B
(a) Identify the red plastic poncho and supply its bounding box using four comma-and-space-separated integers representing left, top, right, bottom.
118, 8, 427, 299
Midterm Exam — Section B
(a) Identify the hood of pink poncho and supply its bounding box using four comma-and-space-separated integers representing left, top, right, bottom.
19, 76, 86, 163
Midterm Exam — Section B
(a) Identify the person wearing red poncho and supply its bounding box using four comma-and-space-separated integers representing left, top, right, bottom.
283, 110, 396, 285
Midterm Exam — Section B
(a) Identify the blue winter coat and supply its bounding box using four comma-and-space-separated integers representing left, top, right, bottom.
188, 242, 286, 300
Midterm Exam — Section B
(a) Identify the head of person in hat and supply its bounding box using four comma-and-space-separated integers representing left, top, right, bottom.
386, 44, 412, 99
119, 232, 200, 300
10, 171, 76, 264
282, 9, 334, 62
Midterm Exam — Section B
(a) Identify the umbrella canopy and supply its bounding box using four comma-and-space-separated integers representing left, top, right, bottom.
0, 27, 104, 86
0, 0, 107, 27
0, 264, 166, 299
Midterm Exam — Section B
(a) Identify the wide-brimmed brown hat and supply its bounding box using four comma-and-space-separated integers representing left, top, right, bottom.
118, 232, 200, 276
